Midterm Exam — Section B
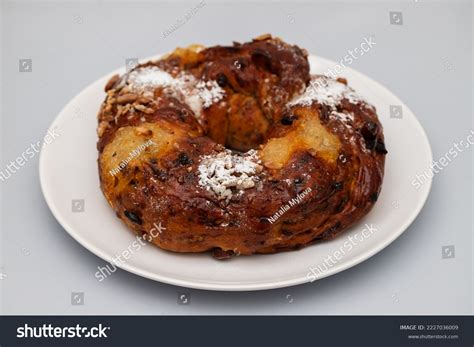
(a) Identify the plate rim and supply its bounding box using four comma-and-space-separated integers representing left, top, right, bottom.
39, 54, 433, 291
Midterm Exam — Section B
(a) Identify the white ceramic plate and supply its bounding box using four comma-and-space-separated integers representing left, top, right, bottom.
39, 55, 432, 291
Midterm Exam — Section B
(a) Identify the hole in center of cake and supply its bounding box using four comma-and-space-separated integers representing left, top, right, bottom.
206, 95, 270, 152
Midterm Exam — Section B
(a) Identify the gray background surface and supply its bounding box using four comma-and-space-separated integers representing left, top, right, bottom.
0, 0, 472, 314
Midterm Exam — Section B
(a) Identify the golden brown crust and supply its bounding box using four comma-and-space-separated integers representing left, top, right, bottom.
97, 35, 386, 258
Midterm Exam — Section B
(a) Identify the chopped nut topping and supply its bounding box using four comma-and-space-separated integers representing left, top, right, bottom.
105, 74, 120, 91
254, 33, 272, 41
117, 93, 138, 104
97, 121, 109, 136
134, 104, 154, 114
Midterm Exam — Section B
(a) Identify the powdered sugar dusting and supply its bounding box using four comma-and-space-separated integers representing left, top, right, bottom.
126, 66, 225, 117
330, 111, 354, 123
128, 66, 175, 91
196, 80, 225, 107
289, 76, 363, 128
289, 76, 361, 108
198, 150, 262, 201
